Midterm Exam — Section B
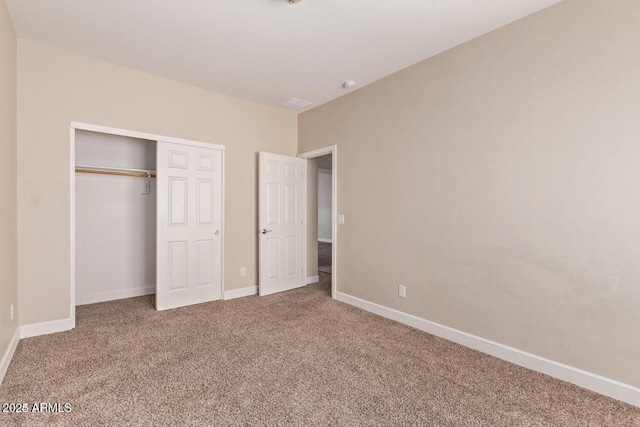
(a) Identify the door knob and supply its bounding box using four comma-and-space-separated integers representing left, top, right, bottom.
261, 229, 272, 234
214, 230, 220, 235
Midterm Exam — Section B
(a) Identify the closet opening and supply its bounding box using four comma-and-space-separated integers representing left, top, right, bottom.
71, 122, 226, 324
74, 130, 157, 306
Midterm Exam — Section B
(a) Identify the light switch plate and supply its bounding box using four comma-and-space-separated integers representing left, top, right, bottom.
398, 285, 406, 298
337, 214, 345, 224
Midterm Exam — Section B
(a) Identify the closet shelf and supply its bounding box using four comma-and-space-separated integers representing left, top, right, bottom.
75, 164, 156, 178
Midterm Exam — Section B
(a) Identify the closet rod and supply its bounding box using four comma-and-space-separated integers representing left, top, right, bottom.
75, 164, 156, 178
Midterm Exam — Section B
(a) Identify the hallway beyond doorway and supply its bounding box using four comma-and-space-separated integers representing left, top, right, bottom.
318, 241, 331, 274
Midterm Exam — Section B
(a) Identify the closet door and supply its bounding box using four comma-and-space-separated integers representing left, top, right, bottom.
156, 141, 222, 310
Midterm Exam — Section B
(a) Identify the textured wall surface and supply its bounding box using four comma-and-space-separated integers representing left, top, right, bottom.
299, 0, 640, 387
17, 41, 297, 325
0, 0, 19, 376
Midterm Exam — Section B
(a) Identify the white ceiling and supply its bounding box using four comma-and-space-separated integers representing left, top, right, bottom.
5, 0, 561, 111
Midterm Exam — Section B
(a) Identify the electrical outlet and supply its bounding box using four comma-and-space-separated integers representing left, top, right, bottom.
240, 267, 247, 277
10, 303, 14, 321
398, 285, 406, 298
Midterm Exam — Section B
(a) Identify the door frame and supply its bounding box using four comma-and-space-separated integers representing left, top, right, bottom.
298, 145, 338, 299
70, 122, 225, 326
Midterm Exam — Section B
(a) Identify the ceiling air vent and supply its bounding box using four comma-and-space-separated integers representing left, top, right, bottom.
281, 98, 312, 110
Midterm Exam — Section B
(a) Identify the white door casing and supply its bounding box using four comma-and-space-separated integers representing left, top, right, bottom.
157, 141, 222, 310
259, 152, 306, 296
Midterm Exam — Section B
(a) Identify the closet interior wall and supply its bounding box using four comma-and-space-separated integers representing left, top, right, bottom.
75, 130, 157, 305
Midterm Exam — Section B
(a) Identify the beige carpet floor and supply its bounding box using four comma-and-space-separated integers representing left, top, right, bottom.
1, 273, 639, 426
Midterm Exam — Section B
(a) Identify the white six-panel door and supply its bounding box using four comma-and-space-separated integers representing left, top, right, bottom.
259, 152, 306, 296
157, 141, 222, 310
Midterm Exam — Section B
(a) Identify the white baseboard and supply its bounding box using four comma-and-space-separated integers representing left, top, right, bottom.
306, 275, 320, 284
318, 238, 332, 243
224, 286, 258, 300
76, 286, 155, 306
0, 327, 20, 384
335, 292, 640, 408
20, 318, 74, 339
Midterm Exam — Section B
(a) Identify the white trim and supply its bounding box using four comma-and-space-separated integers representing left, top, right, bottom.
331, 148, 337, 300
0, 327, 20, 384
298, 146, 334, 159
318, 238, 333, 244
335, 292, 640, 408
306, 275, 320, 285
71, 122, 225, 151
70, 127, 76, 327
76, 286, 156, 306
224, 286, 258, 300
20, 318, 74, 339
220, 149, 226, 301
298, 145, 338, 300
301, 159, 308, 293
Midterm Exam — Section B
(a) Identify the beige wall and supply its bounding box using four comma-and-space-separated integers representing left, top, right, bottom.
17, 41, 297, 325
299, 0, 640, 387
0, 0, 19, 368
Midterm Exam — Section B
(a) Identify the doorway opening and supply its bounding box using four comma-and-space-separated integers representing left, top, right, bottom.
316, 154, 333, 293
298, 145, 337, 299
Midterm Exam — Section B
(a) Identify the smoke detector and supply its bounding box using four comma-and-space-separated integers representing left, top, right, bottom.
288, 0, 302, 4
343, 80, 357, 89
